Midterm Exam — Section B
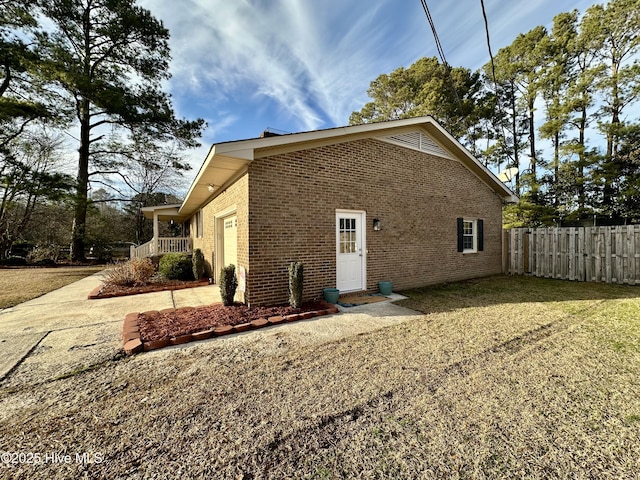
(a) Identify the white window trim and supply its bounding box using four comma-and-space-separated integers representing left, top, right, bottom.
462, 218, 477, 254
195, 209, 204, 238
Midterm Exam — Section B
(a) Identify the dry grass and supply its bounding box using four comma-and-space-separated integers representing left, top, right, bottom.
0, 266, 103, 308
1, 275, 640, 478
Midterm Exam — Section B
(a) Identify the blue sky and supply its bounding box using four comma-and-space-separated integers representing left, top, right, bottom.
139, 0, 599, 174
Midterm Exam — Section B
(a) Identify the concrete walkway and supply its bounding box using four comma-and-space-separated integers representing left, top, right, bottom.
0, 272, 221, 384
0, 273, 423, 388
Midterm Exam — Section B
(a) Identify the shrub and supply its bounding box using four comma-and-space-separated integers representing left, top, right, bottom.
192, 248, 205, 279
288, 261, 304, 308
102, 262, 135, 287
129, 257, 156, 284
102, 258, 155, 287
27, 245, 61, 264
0, 256, 28, 266
159, 253, 193, 280
219, 264, 238, 306
33, 258, 56, 266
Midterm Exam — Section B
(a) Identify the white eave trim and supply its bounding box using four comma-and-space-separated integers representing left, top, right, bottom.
179, 116, 518, 213
141, 204, 186, 221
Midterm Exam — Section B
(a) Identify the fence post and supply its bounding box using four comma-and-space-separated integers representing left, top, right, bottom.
577, 227, 585, 281
615, 226, 623, 284
585, 227, 593, 281
502, 229, 509, 274
627, 225, 634, 284
568, 227, 574, 280
523, 230, 530, 274
511, 228, 517, 275
605, 227, 612, 283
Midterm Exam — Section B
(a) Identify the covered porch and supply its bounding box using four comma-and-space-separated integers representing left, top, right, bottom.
130, 204, 192, 259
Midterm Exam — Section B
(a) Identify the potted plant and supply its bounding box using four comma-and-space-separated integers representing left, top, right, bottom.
378, 281, 393, 296
323, 287, 340, 304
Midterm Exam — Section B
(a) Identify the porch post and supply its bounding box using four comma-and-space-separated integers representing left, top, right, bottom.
153, 212, 159, 255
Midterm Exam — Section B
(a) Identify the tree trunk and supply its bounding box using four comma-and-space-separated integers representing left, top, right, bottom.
70, 99, 90, 261
553, 131, 560, 208
70, 4, 92, 262
528, 96, 536, 181
577, 105, 587, 211
510, 81, 520, 195
602, 61, 620, 210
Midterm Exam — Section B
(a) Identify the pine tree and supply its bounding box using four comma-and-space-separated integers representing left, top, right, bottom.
34, 0, 204, 260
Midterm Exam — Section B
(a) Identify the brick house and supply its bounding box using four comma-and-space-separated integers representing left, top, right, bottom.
134, 116, 517, 306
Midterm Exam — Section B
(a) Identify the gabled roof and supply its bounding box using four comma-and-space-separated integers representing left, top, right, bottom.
179, 116, 518, 216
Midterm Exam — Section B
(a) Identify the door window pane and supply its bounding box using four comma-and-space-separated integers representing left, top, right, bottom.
339, 217, 357, 254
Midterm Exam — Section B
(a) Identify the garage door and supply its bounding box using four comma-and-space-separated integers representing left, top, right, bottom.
223, 215, 237, 267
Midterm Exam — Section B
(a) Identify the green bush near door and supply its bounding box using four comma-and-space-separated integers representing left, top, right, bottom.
159, 253, 194, 280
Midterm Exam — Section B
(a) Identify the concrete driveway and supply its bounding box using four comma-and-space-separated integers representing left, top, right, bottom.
0, 272, 423, 389
0, 272, 221, 386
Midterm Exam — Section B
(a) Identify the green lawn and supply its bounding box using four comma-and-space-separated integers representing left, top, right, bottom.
0, 266, 103, 308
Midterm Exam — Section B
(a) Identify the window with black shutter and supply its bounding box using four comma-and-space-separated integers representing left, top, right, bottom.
457, 218, 483, 253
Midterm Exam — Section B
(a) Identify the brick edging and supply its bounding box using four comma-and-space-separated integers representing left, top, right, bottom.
89, 279, 210, 300
122, 301, 340, 355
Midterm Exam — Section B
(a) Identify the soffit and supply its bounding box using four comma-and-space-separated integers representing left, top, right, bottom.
140, 205, 188, 222
179, 152, 251, 218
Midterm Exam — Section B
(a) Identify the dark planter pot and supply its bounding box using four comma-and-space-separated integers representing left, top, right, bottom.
379, 281, 393, 296
323, 288, 340, 304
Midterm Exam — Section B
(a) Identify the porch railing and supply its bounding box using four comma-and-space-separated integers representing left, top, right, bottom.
130, 237, 192, 259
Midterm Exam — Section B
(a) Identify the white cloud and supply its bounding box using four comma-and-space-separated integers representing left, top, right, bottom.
141, 0, 618, 144
135, 0, 630, 190
142, 0, 412, 132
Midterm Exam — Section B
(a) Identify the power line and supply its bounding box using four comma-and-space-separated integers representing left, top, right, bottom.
418, 0, 463, 116
419, 0, 447, 68
480, 0, 513, 170
480, 0, 497, 88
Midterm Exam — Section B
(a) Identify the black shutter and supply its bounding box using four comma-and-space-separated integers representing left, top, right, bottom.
457, 217, 464, 252
477, 219, 484, 251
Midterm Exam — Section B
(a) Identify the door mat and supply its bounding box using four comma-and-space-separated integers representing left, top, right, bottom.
338, 294, 389, 307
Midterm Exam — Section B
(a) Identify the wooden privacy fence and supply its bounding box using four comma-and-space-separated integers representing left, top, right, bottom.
503, 225, 640, 285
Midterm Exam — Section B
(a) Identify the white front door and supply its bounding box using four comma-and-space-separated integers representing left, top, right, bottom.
336, 211, 366, 292
223, 215, 237, 267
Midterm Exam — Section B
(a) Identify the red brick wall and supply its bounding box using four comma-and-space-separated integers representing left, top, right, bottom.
246, 138, 503, 306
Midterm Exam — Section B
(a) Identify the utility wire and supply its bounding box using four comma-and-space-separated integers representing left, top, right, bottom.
480, 0, 497, 90
419, 0, 463, 117
480, 0, 513, 169
420, 0, 447, 68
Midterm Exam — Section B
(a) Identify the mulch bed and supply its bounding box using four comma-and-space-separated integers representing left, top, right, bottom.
122, 300, 339, 354
138, 301, 329, 342
89, 279, 210, 299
